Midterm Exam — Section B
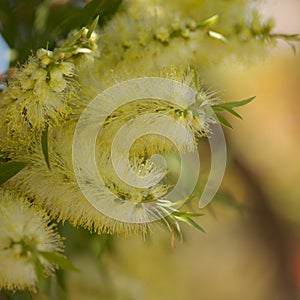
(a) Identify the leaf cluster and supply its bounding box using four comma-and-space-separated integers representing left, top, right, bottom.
0, 0, 121, 65
212, 96, 255, 128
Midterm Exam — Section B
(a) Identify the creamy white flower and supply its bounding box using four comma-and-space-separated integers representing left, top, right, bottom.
0, 190, 64, 292
5, 55, 78, 138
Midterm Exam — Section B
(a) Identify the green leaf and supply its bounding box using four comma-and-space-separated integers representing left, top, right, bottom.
61, 28, 85, 48
172, 211, 204, 218
193, 68, 200, 90
207, 30, 228, 43
213, 106, 242, 119
32, 253, 45, 283
219, 96, 255, 109
49, 276, 67, 300
38, 275, 67, 300
55, 0, 122, 35
269, 34, 300, 54
87, 15, 99, 38
270, 33, 300, 41
199, 15, 219, 27
0, 152, 11, 163
4, 291, 34, 300
222, 107, 242, 119
174, 215, 206, 233
213, 96, 255, 122
41, 125, 50, 170
39, 252, 80, 272
34, 1, 50, 35
215, 113, 232, 128
0, 161, 27, 185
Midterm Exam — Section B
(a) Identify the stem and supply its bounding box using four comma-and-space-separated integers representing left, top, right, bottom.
269, 33, 300, 42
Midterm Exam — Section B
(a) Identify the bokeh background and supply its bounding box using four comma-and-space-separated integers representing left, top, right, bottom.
1, 0, 300, 299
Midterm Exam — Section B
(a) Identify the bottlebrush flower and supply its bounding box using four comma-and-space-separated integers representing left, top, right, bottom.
0, 190, 64, 292
5, 67, 216, 236
5, 53, 78, 138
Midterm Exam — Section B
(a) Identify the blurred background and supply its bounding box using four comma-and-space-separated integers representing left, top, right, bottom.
1, 0, 300, 299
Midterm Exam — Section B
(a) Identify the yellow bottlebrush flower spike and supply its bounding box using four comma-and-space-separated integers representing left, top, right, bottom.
6, 121, 152, 236
90, 0, 274, 81
5, 52, 78, 138
2, 20, 101, 148
2, 23, 102, 151
6, 67, 218, 235
0, 190, 64, 292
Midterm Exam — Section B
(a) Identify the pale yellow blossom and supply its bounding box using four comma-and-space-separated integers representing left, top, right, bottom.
0, 190, 64, 292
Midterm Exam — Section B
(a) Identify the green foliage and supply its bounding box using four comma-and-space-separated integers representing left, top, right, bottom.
199, 15, 219, 28
197, 14, 228, 43
0, 161, 27, 185
39, 251, 80, 272
39, 276, 67, 300
270, 33, 300, 54
172, 210, 206, 233
0, 0, 121, 64
212, 96, 255, 128
4, 291, 34, 300
54, 0, 121, 36
215, 113, 233, 128
41, 124, 50, 170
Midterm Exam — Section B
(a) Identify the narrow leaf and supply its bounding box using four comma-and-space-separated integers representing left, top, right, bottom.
270, 33, 300, 41
32, 253, 45, 283
87, 15, 99, 38
193, 68, 200, 90
215, 113, 232, 128
58, 46, 77, 53
0, 161, 27, 185
213, 106, 242, 119
50, 276, 67, 300
222, 107, 242, 119
185, 217, 206, 233
218, 96, 255, 109
61, 28, 85, 48
55, 0, 121, 35
40, 275, 67, 300
41, 125, 50, 170
40, 252, 80, 272
199, 15, 219, 27
174, 216, 206, 233
4, 291, 34, 300
172, 211, 204, 218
